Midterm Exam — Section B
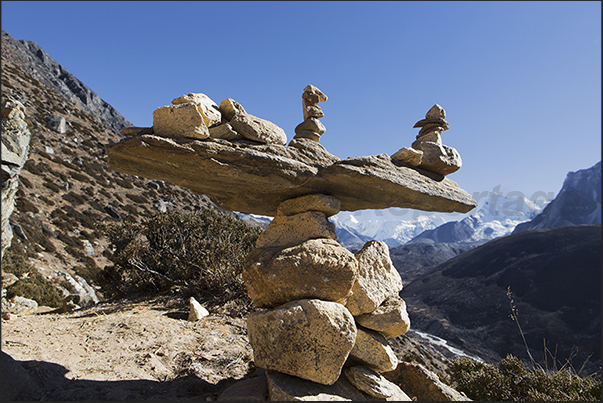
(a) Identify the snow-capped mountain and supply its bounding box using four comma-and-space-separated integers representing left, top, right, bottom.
331, 190, 549, 249
331, 209, 456, 250
409, 192, 546, 244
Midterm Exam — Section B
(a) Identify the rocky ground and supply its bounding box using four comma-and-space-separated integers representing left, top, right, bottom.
2, 293, 454, 401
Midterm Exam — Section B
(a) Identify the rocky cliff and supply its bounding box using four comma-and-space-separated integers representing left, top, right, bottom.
1, 100, 31, 259
1, 30, 131, 135
514, 161, 601, 233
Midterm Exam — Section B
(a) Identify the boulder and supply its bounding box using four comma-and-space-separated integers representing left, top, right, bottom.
82, 239, 95, 256
104, 204, 122, 220
255, 211, 336, 248
247, 299, 357, 385
355, 295, 410, 337
391, 147, 422, 167
411, 141, 462, 176
152, 103, 210, 139
171, 93, 222, 128
243, 239, 358, 308
208, 123, 241, 140
344, 365, 411, 400
188, 297, 209, 321
276, 193, 341, 217
229, 113, 287, 145
107, 136, 477, 217
347, 327, 398, 373
3, 295, 38, 315
45, 114, 66, 133
295, 117, 326, 136
266, 370, 371, 401
382, 361, 470, 401
345, 241, 403, 316
219, 98, 247, 122
305, 104, 324, 119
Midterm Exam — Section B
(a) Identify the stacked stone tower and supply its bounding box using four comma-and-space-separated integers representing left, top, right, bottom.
108, 85, 477, 400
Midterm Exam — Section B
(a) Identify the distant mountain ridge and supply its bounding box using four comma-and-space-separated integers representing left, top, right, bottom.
401, 224, 601, 376
408, 193, 544, 245
1, 30, 131, 134
514, 161, 601, 233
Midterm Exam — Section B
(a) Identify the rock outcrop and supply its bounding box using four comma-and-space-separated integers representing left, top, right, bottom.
1, 99, 31, 260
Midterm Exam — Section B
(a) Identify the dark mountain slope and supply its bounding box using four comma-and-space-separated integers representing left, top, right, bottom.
390, 242, 481, 285
401, 225, 601, 375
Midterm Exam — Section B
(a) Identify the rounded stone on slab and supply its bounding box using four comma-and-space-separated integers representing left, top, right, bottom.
276, 194, 341, 217
219, 98, 247, 122
304, 104, 324, 119
293, 130, 321, 142
229, 113, 287, 145
255, 210, 336, 249
243, 238, 358, 308
412, 141, 462, 176
247, 298, 357, 385
152, 103, 210, 139
302, 84, 328, 104
391, 147, 423, 167
171, 93, 222, 128
295, 117, 326, 136
208, 123, 242, 140
425, 104, 446, 120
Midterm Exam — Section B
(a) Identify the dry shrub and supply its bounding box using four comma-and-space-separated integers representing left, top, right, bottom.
97, 208, 261, 311
446, 355, 601, 401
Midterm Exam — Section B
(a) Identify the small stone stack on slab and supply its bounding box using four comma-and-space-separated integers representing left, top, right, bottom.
243, 193, 413, 400
294, 85, 328, 142
392, 104, 462, 176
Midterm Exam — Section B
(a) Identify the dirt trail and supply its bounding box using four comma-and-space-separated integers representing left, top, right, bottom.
1, 296, 255, 400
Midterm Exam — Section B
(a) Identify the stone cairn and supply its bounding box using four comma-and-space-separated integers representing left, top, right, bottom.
241, 87, 413, 399
243, 193, 412, 400
293, 84, 328, 142
391, 104, 462, 176
110, 86, 477, 400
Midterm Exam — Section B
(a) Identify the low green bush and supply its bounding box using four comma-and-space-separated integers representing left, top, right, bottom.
97, 209, 261, 311
446, 355, 601, 401
2, 247, 63, 307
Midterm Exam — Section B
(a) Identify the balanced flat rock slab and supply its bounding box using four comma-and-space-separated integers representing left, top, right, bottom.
107, 135, 477, 216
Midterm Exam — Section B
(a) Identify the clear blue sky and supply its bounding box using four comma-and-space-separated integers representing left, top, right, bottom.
2, 1, 601, 201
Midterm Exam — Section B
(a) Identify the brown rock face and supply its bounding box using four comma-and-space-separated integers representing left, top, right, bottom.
243, 239, 358, 308
247, 299, 357, 385
107, 136, 477, 216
